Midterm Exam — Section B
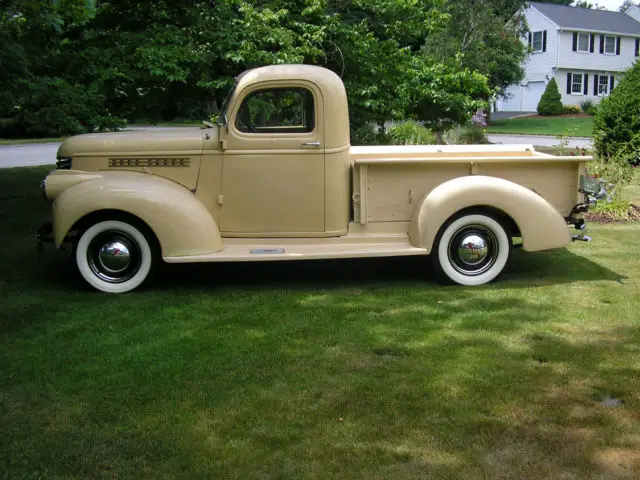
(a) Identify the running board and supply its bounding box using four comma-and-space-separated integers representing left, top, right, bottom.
163, 241, 427, 263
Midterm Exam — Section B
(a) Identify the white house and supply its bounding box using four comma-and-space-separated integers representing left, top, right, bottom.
497, 3, 640, 112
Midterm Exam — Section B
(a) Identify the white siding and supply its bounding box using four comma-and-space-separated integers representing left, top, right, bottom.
496, 7, 557, 111
521, 8, 559, 82
555, 69, 621, 107
556, 31, 639, 72
499, 82, 546, 111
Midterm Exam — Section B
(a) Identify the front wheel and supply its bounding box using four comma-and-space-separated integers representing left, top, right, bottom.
432, 213, 510, 286
75, 219, 158, 293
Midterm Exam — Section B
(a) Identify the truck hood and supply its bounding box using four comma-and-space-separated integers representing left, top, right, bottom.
57, 127, 216, 158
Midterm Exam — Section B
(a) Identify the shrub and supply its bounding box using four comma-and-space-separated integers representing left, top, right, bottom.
580, 99, 596, 115
459, 126, 490, 144
10, 77, 125, 137
537, 78, 564, 116
594, 62, 640, 164
562, 105, 581, 114
388, 120, 436, 145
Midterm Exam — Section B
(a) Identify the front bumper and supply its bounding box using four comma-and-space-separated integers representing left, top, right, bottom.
34, 222, 54, 244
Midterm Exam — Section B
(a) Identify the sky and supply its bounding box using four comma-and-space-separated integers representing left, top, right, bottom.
590, 0, 627, 11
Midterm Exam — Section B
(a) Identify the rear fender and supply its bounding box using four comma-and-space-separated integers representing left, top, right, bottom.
408, 175, 570, 253
51, 170, 223, 257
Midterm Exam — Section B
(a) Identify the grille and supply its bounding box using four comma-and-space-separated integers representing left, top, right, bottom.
108, 158, 190, 168
56, 157, 72, 169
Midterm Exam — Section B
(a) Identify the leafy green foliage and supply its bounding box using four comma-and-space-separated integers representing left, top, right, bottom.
422, 0, 528, 102
536, 78, 563, 116
1, 0, 496, 138
593, 62, 640, 165
12, 78, 125, 136
579, 100, 596, 115
388, 121, 436, 145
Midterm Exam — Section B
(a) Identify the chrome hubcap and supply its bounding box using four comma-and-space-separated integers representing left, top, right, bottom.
98, 241, 132, 273
87, 231, 141, 283
448, 225, 498, 276
457, 234, 488, 266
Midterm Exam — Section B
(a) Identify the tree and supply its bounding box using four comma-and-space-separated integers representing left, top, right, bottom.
536, 78, 563, 115
2, 0, 496, 138
593, 61, 640, 164
422, 0, 528, 109
619, 0, 640, 12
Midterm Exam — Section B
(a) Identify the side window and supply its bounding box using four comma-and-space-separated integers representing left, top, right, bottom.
235, 88, 315, 134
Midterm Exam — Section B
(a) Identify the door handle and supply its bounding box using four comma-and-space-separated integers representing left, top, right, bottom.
300, 141, 321, 148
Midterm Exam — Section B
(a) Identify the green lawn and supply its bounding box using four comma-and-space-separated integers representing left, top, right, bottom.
2, 167, 640, 479
488, 115, 594, 137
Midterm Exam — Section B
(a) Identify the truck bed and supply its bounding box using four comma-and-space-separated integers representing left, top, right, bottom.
349, 144, 590, 224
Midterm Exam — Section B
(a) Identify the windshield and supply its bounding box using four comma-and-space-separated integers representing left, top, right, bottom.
218, 70, 250, 126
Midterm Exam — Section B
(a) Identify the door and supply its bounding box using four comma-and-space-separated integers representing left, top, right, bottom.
220, 81, 325, 235
523, 81, 546, 111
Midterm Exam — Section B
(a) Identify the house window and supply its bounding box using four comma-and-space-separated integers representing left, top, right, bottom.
571, 74, 583, 94
532, 31, 543, 52
598, 75, 608, 95
604, 36, 616, 54
577, 33, 590, 52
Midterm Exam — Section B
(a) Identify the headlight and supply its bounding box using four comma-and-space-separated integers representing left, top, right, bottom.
56, 156, 72, 169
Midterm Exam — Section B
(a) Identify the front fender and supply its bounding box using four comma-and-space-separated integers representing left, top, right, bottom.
50, 170, 223, 257
408, 175, 570, 253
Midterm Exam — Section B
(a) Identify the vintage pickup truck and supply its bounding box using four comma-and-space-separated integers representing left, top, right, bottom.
36, 64, 605, 293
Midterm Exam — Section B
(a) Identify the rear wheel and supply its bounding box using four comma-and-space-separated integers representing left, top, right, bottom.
432, 212, 510, 286
75, 219, 158, 293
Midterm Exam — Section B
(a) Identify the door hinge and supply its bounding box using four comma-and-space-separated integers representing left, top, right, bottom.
219, 139, 227, 150
217, 194, 224, 205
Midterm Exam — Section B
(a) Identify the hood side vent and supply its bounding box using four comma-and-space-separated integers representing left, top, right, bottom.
108, 158, 191, 168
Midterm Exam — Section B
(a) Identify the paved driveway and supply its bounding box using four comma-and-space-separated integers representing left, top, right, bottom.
487, 134, 592, 149
0, 143, 59, 169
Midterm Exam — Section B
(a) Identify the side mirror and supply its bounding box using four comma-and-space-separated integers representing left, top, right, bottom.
216, 114, 228, 127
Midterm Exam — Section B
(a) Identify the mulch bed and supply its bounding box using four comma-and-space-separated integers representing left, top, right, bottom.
585, 204, 640, 223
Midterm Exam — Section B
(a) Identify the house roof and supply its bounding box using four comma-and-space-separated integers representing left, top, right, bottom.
529, 2, 640, 35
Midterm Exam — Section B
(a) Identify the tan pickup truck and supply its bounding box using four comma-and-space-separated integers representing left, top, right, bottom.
36, 64, 605, 293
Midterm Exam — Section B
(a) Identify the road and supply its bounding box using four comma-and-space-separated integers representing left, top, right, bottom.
488, 134, 592, 149
0, 132, 593, 169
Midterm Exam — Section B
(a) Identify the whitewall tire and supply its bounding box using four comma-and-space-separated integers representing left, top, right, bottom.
75, 219, 157, 293
433, 213, 510, 286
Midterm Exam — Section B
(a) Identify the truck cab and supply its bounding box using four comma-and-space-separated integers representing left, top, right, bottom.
212, 64, 351, 236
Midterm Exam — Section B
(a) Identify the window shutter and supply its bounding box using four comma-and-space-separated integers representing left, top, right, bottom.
583, 74, 588, 95
599, 35, 604, 54
543, 31, 547, 52
573, 32, 578, 51
610, 75, 615, 91
616, 37, 621, 55
590, 34, 595, 53
635, 38, 639, 57
528, 32, 532, 48
593, 74, 599, 95
567, 73, 572, 94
